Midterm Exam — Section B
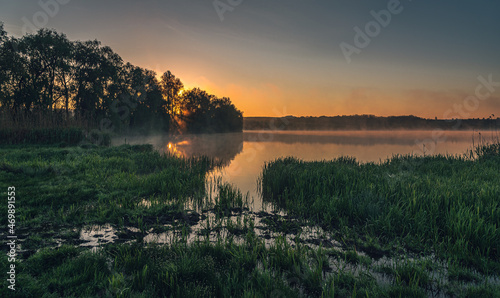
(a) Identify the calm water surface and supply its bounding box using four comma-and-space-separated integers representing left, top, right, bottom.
114, 130, 497, 210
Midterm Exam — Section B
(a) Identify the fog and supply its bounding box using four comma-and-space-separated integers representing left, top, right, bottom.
112, 130, 497, 208
112, 133, 244, 167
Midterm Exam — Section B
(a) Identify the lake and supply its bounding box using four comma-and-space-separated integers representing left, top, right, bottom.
114, 130, 497, 210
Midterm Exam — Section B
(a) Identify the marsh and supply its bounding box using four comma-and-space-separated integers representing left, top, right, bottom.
113, 129, 495, 209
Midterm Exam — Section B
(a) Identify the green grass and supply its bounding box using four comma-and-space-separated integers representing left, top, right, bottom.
214, 183, 247, 216
1, 142, 500, 296
0, 144, 213, 231
260, 144, 500, 274
2, 237, 420, 297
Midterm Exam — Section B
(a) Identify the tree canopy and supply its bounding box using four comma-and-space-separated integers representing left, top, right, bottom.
0, 23, 243, 134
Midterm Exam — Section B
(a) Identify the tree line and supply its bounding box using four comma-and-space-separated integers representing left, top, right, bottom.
244, 115, 500, 131
0, 22, 243, 134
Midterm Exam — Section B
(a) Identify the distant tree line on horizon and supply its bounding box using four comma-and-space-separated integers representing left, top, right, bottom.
0, 22, 243, 134
244, 115, 500, 131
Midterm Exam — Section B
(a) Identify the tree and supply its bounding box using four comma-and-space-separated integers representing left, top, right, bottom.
181, 88, 242, 133
0, 22, 12, 109
0, 22, 6, 44
159, 71, 183, 116
180, 88, 212, 132
26, 29, 73, 111
0, 26, 243, 134
71, 40, 123, 118
0, 29, 74, 115
126, 65, 169, 132
209, 97, 243, 132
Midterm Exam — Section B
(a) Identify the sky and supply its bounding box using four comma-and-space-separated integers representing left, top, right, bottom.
1, 0, 499, 118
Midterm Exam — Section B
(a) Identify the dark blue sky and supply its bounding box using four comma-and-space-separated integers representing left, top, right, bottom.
1, 0, 499, 117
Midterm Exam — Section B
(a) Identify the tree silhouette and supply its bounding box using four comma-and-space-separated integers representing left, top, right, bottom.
160, 71, 183, 116
0, 27, 243, 134
0, 22, 6, 44
181, 88, 242, 133
126, 64, 169, 132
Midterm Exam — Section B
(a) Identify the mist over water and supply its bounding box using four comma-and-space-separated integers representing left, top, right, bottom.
113, 130, 497, 210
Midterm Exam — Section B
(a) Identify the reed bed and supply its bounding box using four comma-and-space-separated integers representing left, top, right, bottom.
0, 110, 105, 145
0, 127, 86, 145
0, 110, 95, 130
260, 142, 500, 275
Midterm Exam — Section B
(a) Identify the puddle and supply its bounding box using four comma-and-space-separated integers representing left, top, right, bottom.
79, 224, 118, 247
137, 198, 152, 208
73, 209, 344, 251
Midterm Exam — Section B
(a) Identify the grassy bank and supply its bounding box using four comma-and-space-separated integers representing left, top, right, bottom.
0, 142, 216, 267
261, 143, 500, 280
0, 144, 214, 229
1, 143, 499, 296
0, 144, 337, 297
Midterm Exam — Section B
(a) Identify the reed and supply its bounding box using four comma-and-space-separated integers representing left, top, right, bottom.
0, 110, 111, 145
260, 142, 500, 274
0, 127, 85, 145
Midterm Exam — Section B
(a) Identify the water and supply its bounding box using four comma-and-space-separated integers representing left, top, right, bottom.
114, 130, 497, 210
93, 130, 500, 293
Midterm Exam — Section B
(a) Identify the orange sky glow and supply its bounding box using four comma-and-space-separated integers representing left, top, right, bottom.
2, 1, 499, 119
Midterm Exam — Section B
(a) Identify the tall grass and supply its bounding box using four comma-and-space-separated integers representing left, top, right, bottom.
468, 132, 500, 160
0, 109, 95, 130
0, 144, 213, 228
0, 127, 86, 145
0, 110, 106, 145
260, 142, 500, 273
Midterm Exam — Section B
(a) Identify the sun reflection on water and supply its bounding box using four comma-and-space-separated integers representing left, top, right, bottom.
165, 141, 190, 158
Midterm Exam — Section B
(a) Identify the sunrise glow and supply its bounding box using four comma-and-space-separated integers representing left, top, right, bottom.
1, 1, 497, 118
